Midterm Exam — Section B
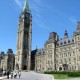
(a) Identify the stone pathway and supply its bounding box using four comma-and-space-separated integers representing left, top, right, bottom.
2, 71, 54, 80
1, 71, 80, 80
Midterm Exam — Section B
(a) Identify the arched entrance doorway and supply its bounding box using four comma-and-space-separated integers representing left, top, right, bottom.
23, 65, 27, 70
16, 63, 19, 70
59, 67, 62, 71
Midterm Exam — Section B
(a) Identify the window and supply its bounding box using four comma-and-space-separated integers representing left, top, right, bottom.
64, 41, 66, 44
78, 43, 80, 46
74, 58, 76, 61
56, 54, 58, 57
43, 52, 45, 54
60, 60, 62, 63
68, 52, 69, 54
70, 54, 71, 56
68, 40, 70, 43
66, 54, 67, 57
60, 42, 63, 45
69, 58, 71, 61
77, 37, 80, 40
57, 44, 59, 46
68, 46, 71, 49
75, 66, 76, 69
73, 51, 74, 53
72, 39, 74, 42
73, 51, 75, 56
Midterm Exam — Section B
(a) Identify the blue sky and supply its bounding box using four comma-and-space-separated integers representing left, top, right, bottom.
0, 0, 80, 53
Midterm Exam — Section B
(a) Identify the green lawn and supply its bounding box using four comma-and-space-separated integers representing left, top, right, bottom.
44, 71, 80, 79
52, 74, 68, 79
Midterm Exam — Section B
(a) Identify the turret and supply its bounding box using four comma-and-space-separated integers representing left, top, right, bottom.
48, 32, 59, 41
64, 30, 68, 39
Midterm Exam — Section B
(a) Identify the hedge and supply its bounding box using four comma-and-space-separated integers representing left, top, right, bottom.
44, 71, 80, 77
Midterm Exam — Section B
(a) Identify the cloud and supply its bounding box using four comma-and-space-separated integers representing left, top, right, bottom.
33, 17, 49, 30
29, 0, 50, 30
14, 0, 22, 8
69, 16, 77, 23
14, 0, 50, 30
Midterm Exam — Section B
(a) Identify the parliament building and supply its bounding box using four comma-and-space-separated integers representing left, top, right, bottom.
35, 22, 80, 72
1, 0, 80, 72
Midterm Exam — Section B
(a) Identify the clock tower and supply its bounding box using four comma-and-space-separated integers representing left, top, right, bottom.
15, 0, 32, 70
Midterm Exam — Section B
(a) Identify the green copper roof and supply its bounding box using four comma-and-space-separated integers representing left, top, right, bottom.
23, 0, 29, 12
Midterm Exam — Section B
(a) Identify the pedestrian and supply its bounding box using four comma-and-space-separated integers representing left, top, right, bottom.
3, 71, 6, 76
11, 71, 13, 79
6, 70, 10, 79
14, 71, 17, 78
18, 71, 21, 78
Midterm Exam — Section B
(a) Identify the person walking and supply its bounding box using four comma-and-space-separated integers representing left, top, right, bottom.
11, 71, 13, 79
14, 71, 17, 78
18, 71, 21, 79
3, 71, 6, 76
6, 70, 10, 79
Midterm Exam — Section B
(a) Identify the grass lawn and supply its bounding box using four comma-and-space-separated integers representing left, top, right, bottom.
37, 72, 68, 79
51, 74, 68, 79
44, 71, 80, 79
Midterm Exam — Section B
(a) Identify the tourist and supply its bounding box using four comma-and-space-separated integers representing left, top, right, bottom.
3, 71, 6, 76
11, 71, 13, 79
14, 71, 17, 78
6, 70, 10, 79
18, 70, 21, 78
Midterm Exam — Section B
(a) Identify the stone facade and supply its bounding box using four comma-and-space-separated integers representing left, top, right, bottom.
35, 22, 80, 71
31, 49, 37, 70
0, 49, 15, 71
0, 52, 5, 69
35, 48, 46, 71
15, 0, 32, 70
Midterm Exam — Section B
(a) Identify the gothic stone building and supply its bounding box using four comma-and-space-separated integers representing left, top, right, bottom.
0, 49, 15, 71
15, 0, 32, 71
35, 22, 80, 71
35, 48, 46, 71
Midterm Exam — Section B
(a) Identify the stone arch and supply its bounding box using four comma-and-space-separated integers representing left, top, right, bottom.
23, 65, 27, 70
16, 63, 19, 70
59, 67, 62, 71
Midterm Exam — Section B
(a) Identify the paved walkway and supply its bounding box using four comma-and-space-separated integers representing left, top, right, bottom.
1, 71, 80, 80
2, 71, 54, 80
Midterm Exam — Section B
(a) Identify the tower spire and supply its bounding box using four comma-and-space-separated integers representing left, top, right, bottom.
23, 0, 29, 12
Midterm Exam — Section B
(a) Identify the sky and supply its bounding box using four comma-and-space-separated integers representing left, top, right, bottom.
0, 0, 80, 54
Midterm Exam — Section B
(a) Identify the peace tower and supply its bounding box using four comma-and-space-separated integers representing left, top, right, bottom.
15, 0, 32, 70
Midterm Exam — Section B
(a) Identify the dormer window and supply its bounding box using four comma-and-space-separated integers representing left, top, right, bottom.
68, 40, 70, 43
57, 43, 59, 46
64, 41, 66, 44
72, 39, 74, 42
60, 42, 63, 45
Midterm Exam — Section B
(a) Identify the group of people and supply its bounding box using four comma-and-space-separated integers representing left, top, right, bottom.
3, 70, 21, 79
